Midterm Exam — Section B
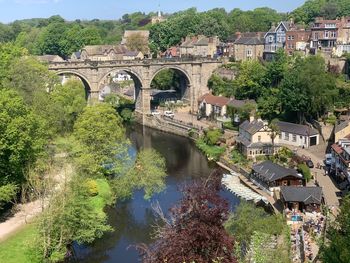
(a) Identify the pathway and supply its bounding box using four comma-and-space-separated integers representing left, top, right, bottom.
0, 160, 72, 242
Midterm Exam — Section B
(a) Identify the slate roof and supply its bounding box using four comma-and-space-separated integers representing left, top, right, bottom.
239, 120, 265, 135
252, 161, 301, 183
234, 36, 264, 45
276, 121, 319, 137
124, 50, 140, 56
228, 98, 256, 109
82, 45, 128, 56
198, 93, 230, 107
281, 186, 323, 205
36, 55, 64, 62
335, 120, 350, 134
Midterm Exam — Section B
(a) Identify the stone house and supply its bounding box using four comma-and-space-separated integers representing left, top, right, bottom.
280, 186, 324, 212
335, 16, 350, 56
276, 121, 320, 148
180, 35, 220, 58
123, 50, 144, 60
80, 45, 128, 61
310, 17, 340, 54
285, 29, 311, 56
197, 93, 230, 118
334, 120, 350, 142
236, 118, 281, 159
37, 55, 64, 63
162, 46, 180, 58
250, 161, 304, 195
330, 138, 350, 184
234, 35, 264, 61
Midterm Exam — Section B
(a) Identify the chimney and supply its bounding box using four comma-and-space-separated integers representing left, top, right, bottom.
249, 115, 255, 122
235, 31, 242, 39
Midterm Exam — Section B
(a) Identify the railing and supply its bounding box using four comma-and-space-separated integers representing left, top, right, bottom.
48, 57, 223, 68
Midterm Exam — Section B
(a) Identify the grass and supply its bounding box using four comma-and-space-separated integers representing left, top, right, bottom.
0, 224, 40, 263
196, 138, 226, 161
90, 178, 113, 216
0, 178, 113, 263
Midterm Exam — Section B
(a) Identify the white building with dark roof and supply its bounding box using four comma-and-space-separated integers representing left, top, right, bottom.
276, 121, 319, 148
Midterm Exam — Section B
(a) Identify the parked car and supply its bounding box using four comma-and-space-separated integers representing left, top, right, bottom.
164, 111, 175, 118
305, 159, 314, 168
151, 110, 160, 116
325, 154, 332, 166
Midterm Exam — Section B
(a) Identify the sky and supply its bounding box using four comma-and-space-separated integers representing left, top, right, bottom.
0, 0, 306, 23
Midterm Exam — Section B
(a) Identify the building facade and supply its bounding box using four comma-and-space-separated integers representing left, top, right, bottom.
264, 21, 294, 60
310, 18, 340, 54
234, 36, 264, 61
285, 29, 311, 56
180, 35, 220, 58
276, 121, 320, 148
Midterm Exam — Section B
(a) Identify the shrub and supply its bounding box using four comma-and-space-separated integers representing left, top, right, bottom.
85, 179, 99, 196
120, 108, 134, 122
231, 149, 248, 165
204, 128, 222, 145
297, 163, 312, 182
196, 137, 225, 161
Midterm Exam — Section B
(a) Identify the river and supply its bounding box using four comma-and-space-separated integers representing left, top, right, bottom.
72, 124, 240, 262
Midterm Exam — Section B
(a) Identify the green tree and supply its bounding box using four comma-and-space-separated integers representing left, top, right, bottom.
257, 88, 281, 121
73, 103, 128, 177
280, 56, 337, 122
49, 79, 87, 134
3, 56, 57, 106
266, 48, 288, 87
235, 61, 267, 100
0, 89, 48, 204
0, 42, 27, 85
322, 195, 350, 262
151, 69, 180, 90
208, 73, 236, 97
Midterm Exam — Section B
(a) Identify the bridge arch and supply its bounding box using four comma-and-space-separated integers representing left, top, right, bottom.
55, 70, 92, 100
150, 65, 192, 105
98, 68, 145, 111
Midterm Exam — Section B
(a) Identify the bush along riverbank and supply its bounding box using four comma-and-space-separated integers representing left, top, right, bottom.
195, 128, 226, 161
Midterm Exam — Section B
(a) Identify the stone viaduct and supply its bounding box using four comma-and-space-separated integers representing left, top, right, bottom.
48, 58, 222, 114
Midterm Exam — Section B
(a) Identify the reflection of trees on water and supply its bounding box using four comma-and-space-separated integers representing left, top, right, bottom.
128, 124, 214, 181
72, 199, 159, 263
73, 124, 219, 263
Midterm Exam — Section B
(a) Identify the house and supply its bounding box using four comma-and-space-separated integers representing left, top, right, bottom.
80, 45, 128, 61
123, 50, 144, 60
310, 17, 340, 54
236, 118, 281, 158
264, 20, 295, 60
250, 161, 304, 195
121, 30, 150, 57
180, 35, 220, 58
36, 55, 64, 63
330, 138, 350, 184
70, 51, 81, 61
198, 93, 230, 118
162, 46, 180, 58
335, 16, 350, 56
280, 186, 324, 213
234, 35, 265, 61
285, 29, 311, 56
334, 120, 350, 142
276, 121, 320, 148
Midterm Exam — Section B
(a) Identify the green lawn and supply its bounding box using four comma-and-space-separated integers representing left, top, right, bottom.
0, 178, 112, 263
0, 224, 40, 263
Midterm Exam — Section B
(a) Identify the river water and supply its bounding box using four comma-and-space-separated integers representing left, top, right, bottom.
73, 124, 240, 263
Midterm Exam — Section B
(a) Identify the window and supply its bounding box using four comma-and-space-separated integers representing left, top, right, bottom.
258, 136, 261, 142
325, 31, 329, 38
288, 36, 291, 40
269, 36, 273, 43
292, 134, 297, 142
331, 31, 337, 38
314, 32, 319, 40
291, 35, 295, 40
285, 132, 290, 141
246, 49, 252, 57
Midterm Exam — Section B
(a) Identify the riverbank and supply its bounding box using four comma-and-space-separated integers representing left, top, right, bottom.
0, 178, 112, 263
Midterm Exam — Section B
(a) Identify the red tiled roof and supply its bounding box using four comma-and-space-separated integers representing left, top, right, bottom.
198, 93, 230, 107
331, 143, 343, 154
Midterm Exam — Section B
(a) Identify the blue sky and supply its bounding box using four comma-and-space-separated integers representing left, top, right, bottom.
0, 0, 306, 23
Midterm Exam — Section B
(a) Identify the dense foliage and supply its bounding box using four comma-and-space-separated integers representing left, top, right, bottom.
322, 195, 350, 263
139, 171, 236, 263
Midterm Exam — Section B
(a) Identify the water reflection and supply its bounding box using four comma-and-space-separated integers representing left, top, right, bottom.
72, 124, 240, 263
